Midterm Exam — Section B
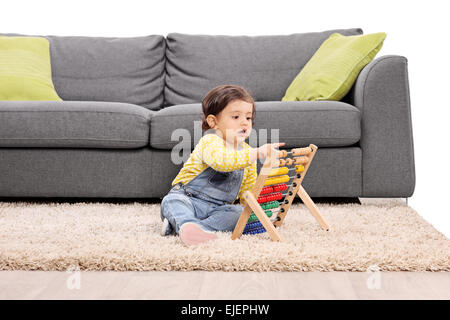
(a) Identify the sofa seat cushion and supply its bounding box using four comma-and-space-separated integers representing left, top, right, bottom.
150, 101, 361, 149
0, 101, 153, 148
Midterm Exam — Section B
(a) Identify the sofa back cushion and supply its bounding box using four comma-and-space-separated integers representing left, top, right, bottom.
164, 28, 363, 106
2, 34, 166, 110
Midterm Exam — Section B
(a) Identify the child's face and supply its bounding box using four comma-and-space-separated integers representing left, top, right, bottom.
211, 99, 253, 146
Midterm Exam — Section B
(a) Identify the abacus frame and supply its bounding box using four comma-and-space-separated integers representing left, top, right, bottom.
231, 144, 330, 242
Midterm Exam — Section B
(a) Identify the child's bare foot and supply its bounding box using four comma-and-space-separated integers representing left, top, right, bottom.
179, 222, 218, 246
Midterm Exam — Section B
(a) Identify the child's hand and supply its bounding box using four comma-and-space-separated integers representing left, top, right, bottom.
250, 142, 286, 161
258, 142, 286, 159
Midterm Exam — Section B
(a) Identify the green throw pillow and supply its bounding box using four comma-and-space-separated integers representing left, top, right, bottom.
282, 32, 387, 101
0, 36, 62, 101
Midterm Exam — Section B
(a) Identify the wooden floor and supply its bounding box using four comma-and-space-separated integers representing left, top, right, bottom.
1, 271, 449, 300
1, 198, 448, 300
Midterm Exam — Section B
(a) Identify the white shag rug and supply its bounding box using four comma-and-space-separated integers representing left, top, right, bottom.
0, 199, 449, 272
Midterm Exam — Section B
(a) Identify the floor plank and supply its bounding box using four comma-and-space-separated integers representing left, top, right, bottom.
1, 271, 449, 300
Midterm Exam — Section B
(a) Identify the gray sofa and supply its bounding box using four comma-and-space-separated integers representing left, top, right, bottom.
0, 28, 415, 200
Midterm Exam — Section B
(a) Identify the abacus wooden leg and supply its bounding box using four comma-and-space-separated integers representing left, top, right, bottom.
296, 185, 330, 231
231, 205, 252, 240
243, 191, 282, 242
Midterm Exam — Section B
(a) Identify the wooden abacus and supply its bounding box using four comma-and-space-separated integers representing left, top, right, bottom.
231, 144, 330, 242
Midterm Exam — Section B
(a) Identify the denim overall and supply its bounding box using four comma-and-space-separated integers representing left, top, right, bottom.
160, 166, 245, 234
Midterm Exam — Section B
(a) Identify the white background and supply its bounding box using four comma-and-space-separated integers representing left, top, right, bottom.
2, 0, 449, 237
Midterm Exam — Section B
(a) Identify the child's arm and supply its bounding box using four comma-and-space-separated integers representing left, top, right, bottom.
199, 134, 285, 172
238, 162, 258, 207
200, 134, 254, 172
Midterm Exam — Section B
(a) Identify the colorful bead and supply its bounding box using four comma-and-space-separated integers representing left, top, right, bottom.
269, 167, 289, 177
248, 209, 273, 223
261, 200, 279, 210
273, 183, 287, 192
243, 221, 267, 235
260, 186, 273, 195
264, 175, 290, 186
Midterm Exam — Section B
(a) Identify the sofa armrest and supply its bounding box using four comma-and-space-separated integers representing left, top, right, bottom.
348, 55, 416, 197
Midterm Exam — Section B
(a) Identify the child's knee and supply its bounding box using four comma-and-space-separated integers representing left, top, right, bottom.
161, 193, 194, 218
225, 205, 244, 223
232, 204, 244, 214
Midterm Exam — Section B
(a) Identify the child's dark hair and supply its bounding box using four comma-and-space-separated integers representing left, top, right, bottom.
201, 85, 256, 131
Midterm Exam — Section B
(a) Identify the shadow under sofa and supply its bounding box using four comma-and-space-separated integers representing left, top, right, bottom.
0, 28, 415, 200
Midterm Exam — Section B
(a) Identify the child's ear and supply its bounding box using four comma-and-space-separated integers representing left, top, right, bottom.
206, 115, 217, 129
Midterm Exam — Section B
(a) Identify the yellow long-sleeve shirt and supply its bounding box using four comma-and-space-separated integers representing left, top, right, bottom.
172, 133, 257, 207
